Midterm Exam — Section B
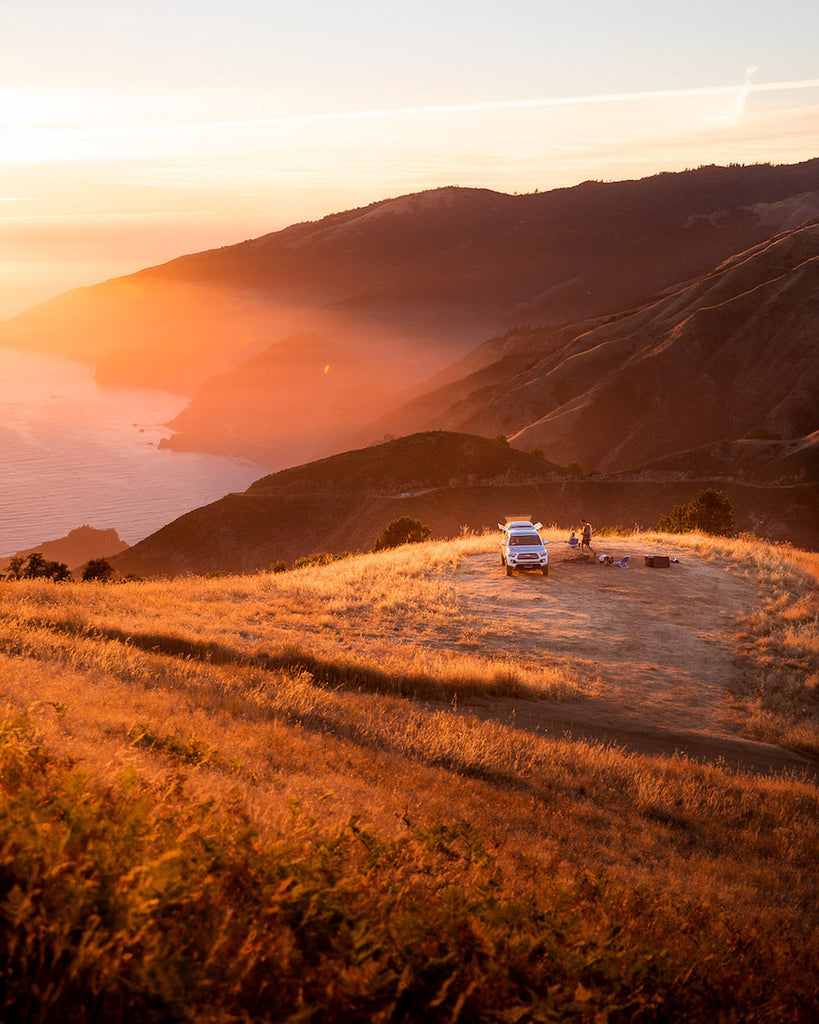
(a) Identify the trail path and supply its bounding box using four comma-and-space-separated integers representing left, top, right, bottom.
453, 541, 816, 777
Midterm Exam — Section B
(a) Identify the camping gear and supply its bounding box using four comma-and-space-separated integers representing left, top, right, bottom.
645, 555, 670, 568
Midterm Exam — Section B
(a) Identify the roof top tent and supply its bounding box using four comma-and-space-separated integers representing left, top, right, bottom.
499, 515, 543, 531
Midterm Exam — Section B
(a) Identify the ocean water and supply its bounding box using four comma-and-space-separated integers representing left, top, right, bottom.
0, 347, 267, 554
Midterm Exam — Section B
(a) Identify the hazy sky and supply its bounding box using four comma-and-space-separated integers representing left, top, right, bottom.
2, 0, 817, 318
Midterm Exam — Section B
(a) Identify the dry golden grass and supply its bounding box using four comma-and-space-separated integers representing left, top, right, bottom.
650, 530, 819, 751
1, 530, 817, 1020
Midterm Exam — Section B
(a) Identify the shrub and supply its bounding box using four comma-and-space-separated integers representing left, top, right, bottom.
82, 558, 115, 582
3, 553, 71, 582
373, 517, 432, 552
658, 488, 736, 537
292, 552, 350, 570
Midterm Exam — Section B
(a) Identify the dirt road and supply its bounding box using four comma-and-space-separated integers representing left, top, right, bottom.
454, 540, 817, 777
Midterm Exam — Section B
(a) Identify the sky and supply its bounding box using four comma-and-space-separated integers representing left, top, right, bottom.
1, 0, 818, 320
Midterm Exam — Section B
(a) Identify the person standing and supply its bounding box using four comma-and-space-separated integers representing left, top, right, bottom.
580, 519, 594, 557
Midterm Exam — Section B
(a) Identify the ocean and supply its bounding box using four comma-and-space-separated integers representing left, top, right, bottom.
0, 347, 267, 555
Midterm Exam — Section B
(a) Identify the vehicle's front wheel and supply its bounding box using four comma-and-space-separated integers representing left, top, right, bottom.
542, 565, 549, 576
501, 554, 505, 566
505, 564, 513, 577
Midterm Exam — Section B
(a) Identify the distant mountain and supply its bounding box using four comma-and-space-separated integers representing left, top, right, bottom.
2, 161, 817, 399
367, 221, 819, 471
111, 431, 818, 578
161, 332, 392, 466
0, 525, 127, 574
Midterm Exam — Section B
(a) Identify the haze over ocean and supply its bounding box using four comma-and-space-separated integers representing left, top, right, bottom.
0, 348, 265, 554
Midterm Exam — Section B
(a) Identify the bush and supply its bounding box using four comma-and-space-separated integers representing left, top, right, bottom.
82, 558, 115, 582
3, 553, 71, 582
269, 560, 288, 574
292, 552, 351, 570
373, 517, 432, 552
658, 488, 736, 537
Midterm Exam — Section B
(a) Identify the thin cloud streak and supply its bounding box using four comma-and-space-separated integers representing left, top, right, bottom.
6, 77, 818, 148
216, 77, 819, 130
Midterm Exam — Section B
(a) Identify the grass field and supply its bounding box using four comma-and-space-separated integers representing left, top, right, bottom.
1, 531, 817, 1021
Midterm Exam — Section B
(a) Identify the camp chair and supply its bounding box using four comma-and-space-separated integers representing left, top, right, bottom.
615, 556, 629, 568
568, 537, 579, 549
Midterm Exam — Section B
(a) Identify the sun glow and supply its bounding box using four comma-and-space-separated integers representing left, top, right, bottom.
1, 0, 817, 321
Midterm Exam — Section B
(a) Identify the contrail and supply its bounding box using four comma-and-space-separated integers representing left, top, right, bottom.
220, 76, 819, 129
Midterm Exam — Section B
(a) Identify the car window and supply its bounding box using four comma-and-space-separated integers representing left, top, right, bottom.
509, 534, 542, 546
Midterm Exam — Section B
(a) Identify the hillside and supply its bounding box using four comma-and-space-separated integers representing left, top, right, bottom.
2, 161, 817, 398
366, 221, 819, 471
112, 431, 819, 578
612, 432, 819, 485
1, 533, 817, 1019
156, 193, 819, 471
0, 525, 127, 574
161, 332, 392, 466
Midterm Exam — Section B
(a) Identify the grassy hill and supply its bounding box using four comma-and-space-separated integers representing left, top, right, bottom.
1, 531, 817, 1020
111, 431, 819, 578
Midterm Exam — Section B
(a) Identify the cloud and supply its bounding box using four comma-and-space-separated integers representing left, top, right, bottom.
212, 75, 819, 129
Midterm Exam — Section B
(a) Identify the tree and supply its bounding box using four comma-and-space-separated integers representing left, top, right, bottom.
373, 517, 432, 552
687, 488, 736, 536
4, 552, 71, 581
658, 488, 736, 537
44, 560, 72, 582
82, 558, 115, 582
22, 552, 48, 578
5, 556, 25, 580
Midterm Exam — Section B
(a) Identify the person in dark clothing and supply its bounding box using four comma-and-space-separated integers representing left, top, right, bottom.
580, 519, 594, 556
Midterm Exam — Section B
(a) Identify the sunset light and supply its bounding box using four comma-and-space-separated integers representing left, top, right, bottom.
1, 3, 818, 1018
2, 1, 818, 318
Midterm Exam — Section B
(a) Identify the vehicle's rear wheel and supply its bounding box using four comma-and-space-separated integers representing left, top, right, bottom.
505, 565, 513, 577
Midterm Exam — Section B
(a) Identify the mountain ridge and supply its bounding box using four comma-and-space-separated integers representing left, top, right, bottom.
359, 221, 818, 472
111, 431, 819, 578
3, 160, 817, 397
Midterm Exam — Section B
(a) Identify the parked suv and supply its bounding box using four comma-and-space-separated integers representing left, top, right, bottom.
499, 519, 549, 576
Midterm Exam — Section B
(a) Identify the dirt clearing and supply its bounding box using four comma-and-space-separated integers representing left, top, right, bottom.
454, 540, 817, 777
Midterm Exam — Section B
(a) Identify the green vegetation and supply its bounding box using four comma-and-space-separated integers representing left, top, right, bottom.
657, 487, 736, 536
82, 557, 115, 582
373, 516, 432, 552
3, 552, 71, 582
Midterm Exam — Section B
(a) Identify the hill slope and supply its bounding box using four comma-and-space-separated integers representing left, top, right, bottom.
368, 221, 819, 471
0, 525, 127, 574
2, 535, 817, 1020
2, 162, 818, 397
112, 430, 819, 578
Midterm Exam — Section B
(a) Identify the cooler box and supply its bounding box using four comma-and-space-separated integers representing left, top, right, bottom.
644, 555, 670, 568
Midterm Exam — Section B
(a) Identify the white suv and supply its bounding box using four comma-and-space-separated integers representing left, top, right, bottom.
499, 519, 549, 577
